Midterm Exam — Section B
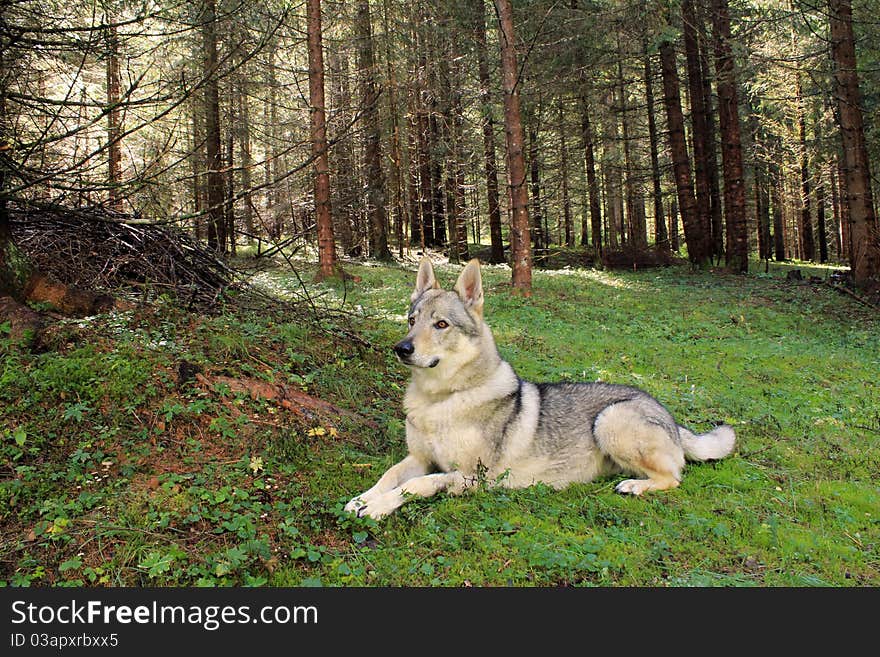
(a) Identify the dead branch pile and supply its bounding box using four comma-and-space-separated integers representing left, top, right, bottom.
9, 206, 237, 309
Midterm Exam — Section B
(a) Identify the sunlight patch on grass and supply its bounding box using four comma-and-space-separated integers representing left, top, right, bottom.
249, 271, 310, 302
538, 266, 648, 291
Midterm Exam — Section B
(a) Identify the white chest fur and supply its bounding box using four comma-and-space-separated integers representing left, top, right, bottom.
403, 362, 519, 474
405, 407, 486, 472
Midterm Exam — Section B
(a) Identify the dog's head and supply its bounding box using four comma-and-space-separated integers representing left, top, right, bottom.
393, 258, 487, 373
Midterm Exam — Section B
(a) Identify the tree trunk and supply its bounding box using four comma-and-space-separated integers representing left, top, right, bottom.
602, 90, 622, 250
416, 103, 434, 247
528, 122, 546, 263
202, 0, 226, 254
382, 0, 406, 257
829, 0, 879, 288
604, 145, 622, 250
770, 157, 786, 261
225, 91, 236, 255
681, 0, 713, 255
105, 21, 122, 211
449, 57, 469, 263
644, 50, 667, 250
189, 97, 204, 240
429, 113, 446, 247
474, 2, 505, 264
830, 160, 843, 259
264, 42, 281, 240
617, 47, 641, 248
356, 0, 392, 261
307, 0, 336, 279
817, 173, 828, 264
711, 0, 748, 273
755, 160, 771, 261
236, 45, 254, 244
558, 99, 573, 247
837, 152, 852, 265
669, 199, 680, 251
658, 38, 708, 266
328, 48, 358, 256
495, 0, 532, 293
411, 10, 434, 249
580, 97, 603, 253
406, 106, 424, 251
796, 74, 815, 262
696, 0, 724, 260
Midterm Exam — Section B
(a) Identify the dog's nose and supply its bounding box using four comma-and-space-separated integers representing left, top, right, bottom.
393, 340, 414, 358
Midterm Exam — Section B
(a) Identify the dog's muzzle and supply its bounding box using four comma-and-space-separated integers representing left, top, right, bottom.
393, 339, 414, 359
393, 340, 439, 367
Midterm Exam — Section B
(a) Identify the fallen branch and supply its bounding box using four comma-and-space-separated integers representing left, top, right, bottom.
824, 281, 880, 312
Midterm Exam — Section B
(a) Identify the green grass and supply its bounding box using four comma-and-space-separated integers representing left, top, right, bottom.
1, 252, 877, 586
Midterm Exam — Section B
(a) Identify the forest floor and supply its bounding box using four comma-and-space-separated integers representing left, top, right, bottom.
1, 248, 877, 586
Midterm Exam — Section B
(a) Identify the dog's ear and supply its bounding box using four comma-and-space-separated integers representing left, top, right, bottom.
412, 257, 440, 301
453, 259, 484, 319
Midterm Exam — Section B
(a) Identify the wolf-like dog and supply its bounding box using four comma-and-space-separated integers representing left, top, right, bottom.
345, 258, 736, 520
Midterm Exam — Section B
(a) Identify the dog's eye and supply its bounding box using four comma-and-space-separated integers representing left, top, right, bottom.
408, 317, 416, 327
434, 320, 449, 329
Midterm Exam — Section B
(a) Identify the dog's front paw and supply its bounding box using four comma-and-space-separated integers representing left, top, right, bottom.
344, 491, 402, 520
344, 496, 368, 516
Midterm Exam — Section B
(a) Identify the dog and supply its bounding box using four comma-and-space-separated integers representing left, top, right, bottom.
344, 258, 736, 520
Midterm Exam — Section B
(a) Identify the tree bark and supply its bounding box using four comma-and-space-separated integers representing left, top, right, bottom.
105, 21, 122, 211
406, 105, 424, 251
224, 89, 236, 255
796, 74, 815, 262
382, 0, 406, 257
817, 173, 828, 263
356, 0, 392, 261
681, 0, 713, 255
829, 0, 879, 287
495, 0, 532, 293
528, 121, 546, 262
644, 50, 667, 250
558, 99, 573, 247
830, 160, 843, 259
411, 10, 434, 249
236, 42, 254, 244
264, 41, 281, 240
429, 113, 446, 246
449, 58, 469, 263
580, 96, 602, 253
416, 103, 434, 247
189, 96, 204, 239
755, 159, 771, 261
837, 151, 852, 265
711, 0, 748, 273
770, 156, 786, 261
307, 0, 337, 279
474, 2, 505, 264
669, 199, 680, 252
696, 0, 724, 260
658, 38, 709, 266
328, 47, 358, 256
617, 47, 642, 248
202, 0, 226, 254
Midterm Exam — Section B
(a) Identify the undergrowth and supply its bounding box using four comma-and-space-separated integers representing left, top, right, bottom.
0, 252, 877, 586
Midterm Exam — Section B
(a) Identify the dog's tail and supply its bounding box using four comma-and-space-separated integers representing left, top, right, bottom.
678, 424, 736, 462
